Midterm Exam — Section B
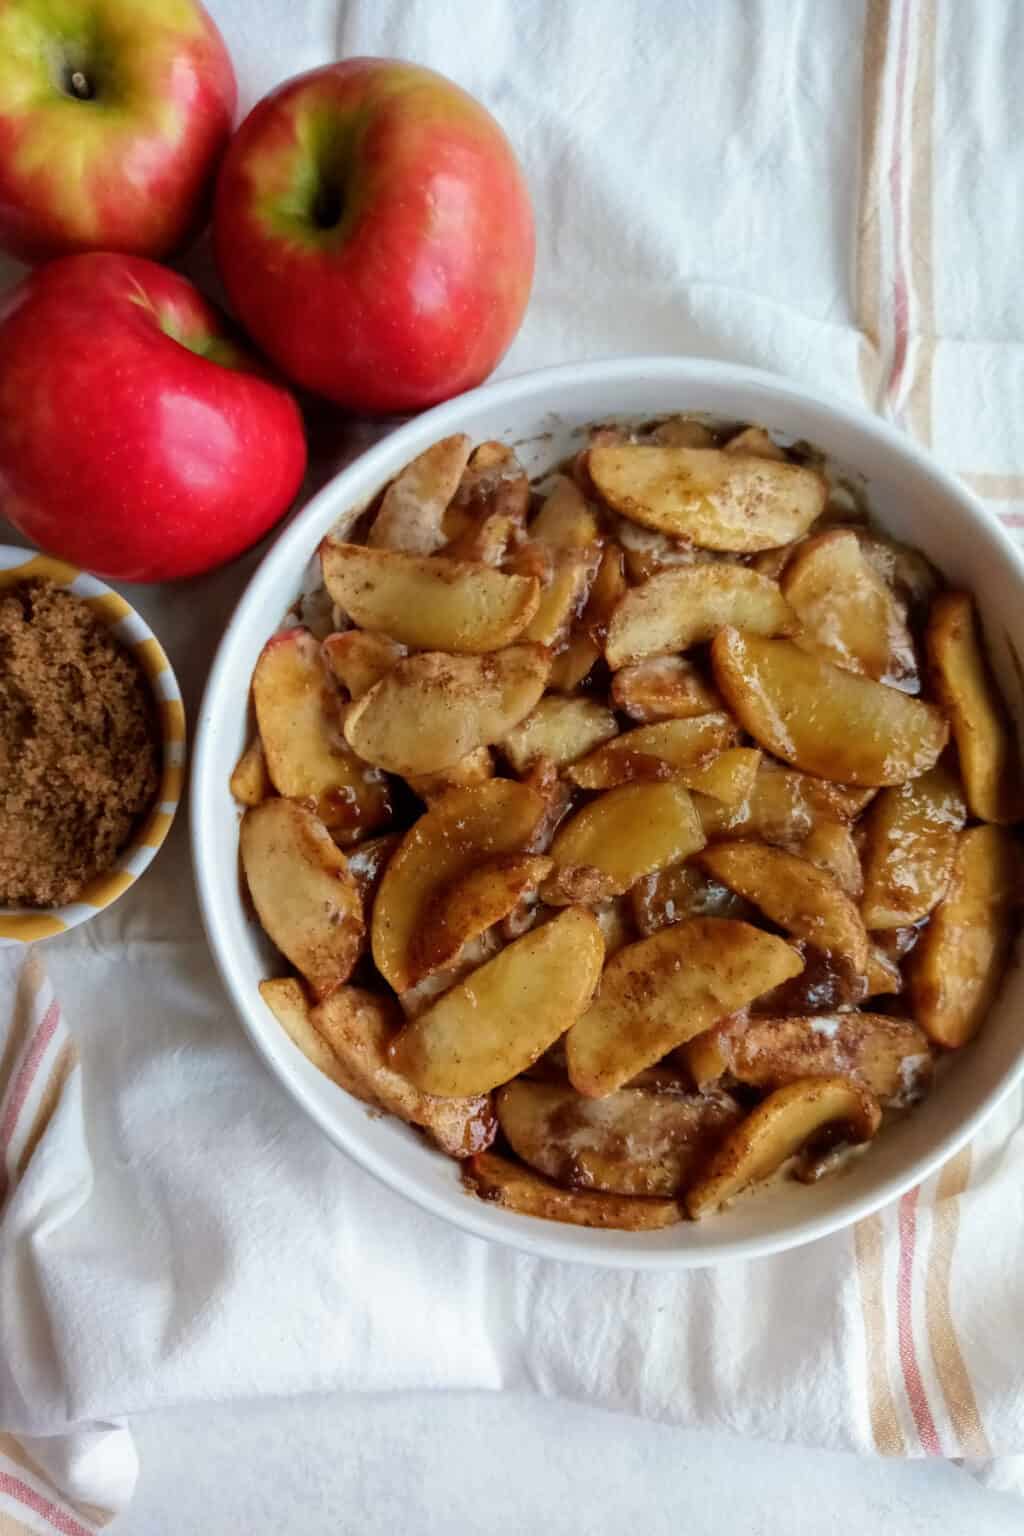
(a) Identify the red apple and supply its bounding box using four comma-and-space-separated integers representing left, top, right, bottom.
213, 58, 534, 415
0, 0, 236, 264
0, 253, 307, 581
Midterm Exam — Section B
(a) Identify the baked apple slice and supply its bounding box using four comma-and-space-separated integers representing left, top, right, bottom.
312, 986, 496, 1157
530, 474, 601, 547
548, 780, 706, 895
372, 779, 546, 992
463, 1152, 683, 1229
605, 564, 796, 668
241, 799, 364, 998
686, 1012, 931, 1105
259, 978, 495, 1158
909, 824, 1020, 1047
686, 1077, 881, 1217
320, 539, 540, 653
711, 628, 948, 785
404, 748, 495, 804
368, 433, 472, 553
502, 696, 618, 773
781, 528, 918, 687
860, 762, 966, 928
322, 630, 406, 698
496, 1078, 743, 1195
252, 626, 390, 836
695, 757, 876, 843
630, 863, 753, 936
390, 906, 605, 1096
723, 425, 787, 460
230, 736, 272, 806
588, 444, 827, 550
412, 853, 553, 980
344, 644, 550, 774
566, 917, 804, 1097
611, 656, 722, 722
795, 820, 863, 897
926, 592, 1024, 824
698, 841, 871, 976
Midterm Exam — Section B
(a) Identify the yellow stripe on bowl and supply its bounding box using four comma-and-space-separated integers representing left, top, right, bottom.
0, 912, 69, 941
76, 868, 137, 909
0, 553, 80, 588
159, 697, 187, 745
84, 590, 134, 624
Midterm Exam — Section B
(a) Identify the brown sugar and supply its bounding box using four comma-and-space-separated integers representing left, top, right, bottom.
0, 580, 161, 908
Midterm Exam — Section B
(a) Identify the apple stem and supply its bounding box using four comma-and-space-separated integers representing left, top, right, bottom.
68, 70, 94, 101
313, 184, 343, 230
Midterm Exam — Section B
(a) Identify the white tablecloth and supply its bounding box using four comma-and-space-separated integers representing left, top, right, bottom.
4, 2, 1024, 1531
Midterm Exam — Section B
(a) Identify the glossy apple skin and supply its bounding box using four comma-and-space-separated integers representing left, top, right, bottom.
214, 58, 535, 414
0, 254, 307, 581
0, 0, 236, 264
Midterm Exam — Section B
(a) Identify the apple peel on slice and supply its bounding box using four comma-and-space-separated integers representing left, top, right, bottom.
588, 444, 827, 551
711, 627, 948, 786
567, 917, 804, 1098
390, 906, 605, 1097
320, 539, 540, 654
605, 564, 796, 668
344, 644, 550, 775
241, 799, 364, 999
686, 1077, 881, 1217
463, 1151, 684, 1229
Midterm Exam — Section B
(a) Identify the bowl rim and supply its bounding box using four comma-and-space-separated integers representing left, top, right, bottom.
191, 354, 1024, 1269
0, 545, 186, 945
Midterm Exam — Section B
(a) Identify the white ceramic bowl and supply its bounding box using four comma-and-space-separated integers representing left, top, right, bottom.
192, 357, 1024, 1269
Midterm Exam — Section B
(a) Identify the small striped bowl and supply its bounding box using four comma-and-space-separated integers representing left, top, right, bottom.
0, 547, 186, 945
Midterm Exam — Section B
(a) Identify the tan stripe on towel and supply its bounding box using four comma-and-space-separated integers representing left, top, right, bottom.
924, 1148, 992, 1458
856, 0, 890, 408
14, 1039, 77, 1181
853, 1212, 907, 1454
905, 0, 937, 445
959, 472, 1024, 501
0, 1511, 39, 1536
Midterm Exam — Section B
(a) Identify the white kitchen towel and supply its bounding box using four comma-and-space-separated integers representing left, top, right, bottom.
3, 1, 1024, 1529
